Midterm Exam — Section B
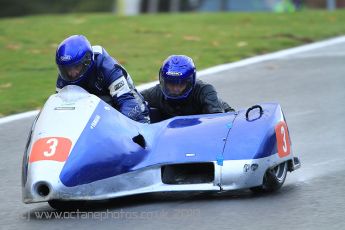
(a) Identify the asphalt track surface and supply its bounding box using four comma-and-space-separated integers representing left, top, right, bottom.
0, 39, 344, 230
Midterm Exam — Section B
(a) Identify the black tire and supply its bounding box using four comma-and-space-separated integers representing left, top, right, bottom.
250, 161, 288, 193
48, 200, 86, 211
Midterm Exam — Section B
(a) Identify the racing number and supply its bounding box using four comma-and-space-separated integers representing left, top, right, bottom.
29, 137, 72, 163
43, 138, 58, 157
281, 126, 288, 153
275, 121, 291, 158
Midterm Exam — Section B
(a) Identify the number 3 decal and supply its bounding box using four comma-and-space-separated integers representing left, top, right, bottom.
29, 137, 72, 163
43, 138, 58, 157
275, 121, 291, 158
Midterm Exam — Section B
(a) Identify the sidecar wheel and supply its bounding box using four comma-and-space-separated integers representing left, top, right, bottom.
251, 161, 288, 193
48, 200, 86, 210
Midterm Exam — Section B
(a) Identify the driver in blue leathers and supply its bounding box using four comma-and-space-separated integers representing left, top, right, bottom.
55, 35, 150, 123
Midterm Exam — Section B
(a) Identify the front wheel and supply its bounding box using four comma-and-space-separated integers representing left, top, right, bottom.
250, 161, 288, 193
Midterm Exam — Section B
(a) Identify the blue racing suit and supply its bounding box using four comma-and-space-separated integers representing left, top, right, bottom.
56, 45, 150, 123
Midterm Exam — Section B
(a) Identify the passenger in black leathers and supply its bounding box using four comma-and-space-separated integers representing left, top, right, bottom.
141, 55, 234, 121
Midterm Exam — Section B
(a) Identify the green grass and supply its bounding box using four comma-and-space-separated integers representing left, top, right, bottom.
1, 10, 345, 116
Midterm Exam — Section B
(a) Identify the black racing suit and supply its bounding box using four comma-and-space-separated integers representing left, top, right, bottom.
141, 80, 234, 121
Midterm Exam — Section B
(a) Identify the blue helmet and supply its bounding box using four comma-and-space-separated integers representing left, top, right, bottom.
159, 55, 196, 100
56, 35, 94, 83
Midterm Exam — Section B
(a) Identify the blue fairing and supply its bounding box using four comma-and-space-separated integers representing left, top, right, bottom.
60, 96, 283, 187
60, 102, 148, 187
134, 113, 236, 169
223, 103, 282, 160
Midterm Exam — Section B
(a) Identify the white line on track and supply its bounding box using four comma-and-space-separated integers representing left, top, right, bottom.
1, 35, 345, 125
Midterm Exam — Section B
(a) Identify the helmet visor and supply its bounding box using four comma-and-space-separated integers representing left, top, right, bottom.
58, 52, 92, 82
160, 74, 194, 99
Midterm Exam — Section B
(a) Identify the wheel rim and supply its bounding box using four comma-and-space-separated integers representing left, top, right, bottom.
270, 162, 287, 183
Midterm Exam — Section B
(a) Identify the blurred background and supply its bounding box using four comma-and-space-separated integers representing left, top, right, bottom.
1, 0, 345, 17
1, 0, 344, 116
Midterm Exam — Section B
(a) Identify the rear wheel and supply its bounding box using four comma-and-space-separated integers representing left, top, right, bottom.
251, 161, 288, 193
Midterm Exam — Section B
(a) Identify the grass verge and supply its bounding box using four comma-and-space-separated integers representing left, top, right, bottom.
0, 10, 345, 116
